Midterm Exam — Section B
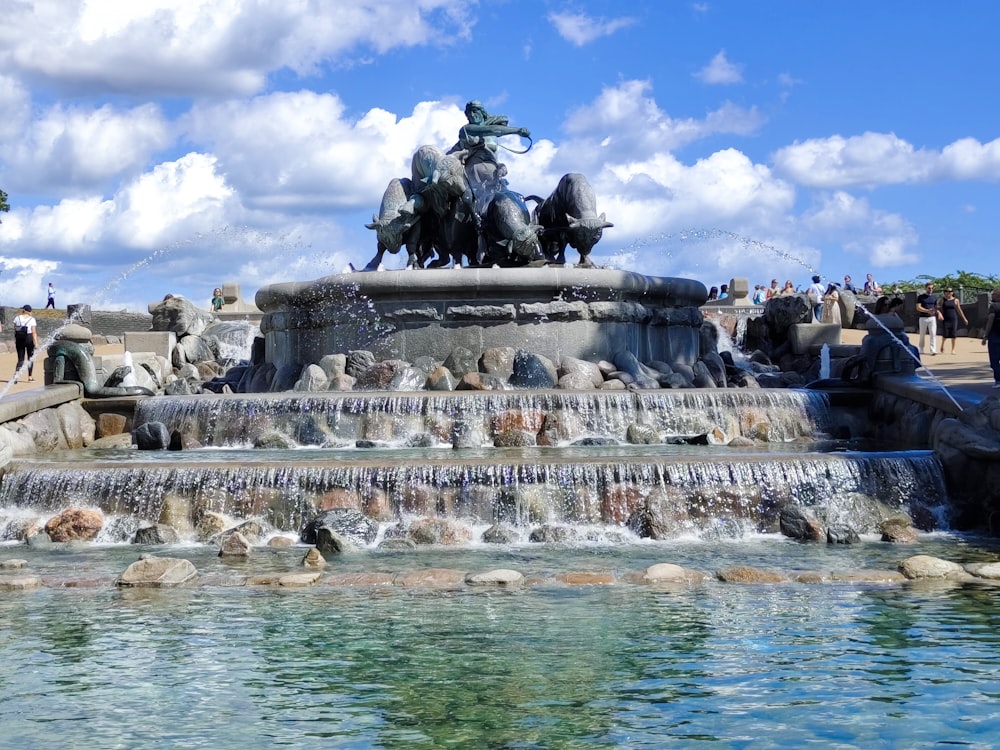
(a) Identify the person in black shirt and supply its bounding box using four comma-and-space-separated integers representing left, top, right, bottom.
916, 282, 942, 355
982, 288, 1000, 388
937, 287, 968, 354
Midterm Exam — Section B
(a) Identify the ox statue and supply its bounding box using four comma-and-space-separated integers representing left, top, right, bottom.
481, 190, 544, 267
421, 200, 479, 268
532, 173, 613, 267
410, 145, 478, 226
364, 177, 428, 270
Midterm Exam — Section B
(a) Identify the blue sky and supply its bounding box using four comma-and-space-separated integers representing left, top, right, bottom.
1, 0, 998, 311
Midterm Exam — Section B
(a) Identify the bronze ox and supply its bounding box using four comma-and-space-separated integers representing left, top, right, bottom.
531, 173, 613, 267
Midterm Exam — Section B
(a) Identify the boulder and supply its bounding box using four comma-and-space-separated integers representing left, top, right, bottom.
149, 295, 215, 337
133, 421, 171, 450
45, 508, 104, 542
117, 555, 197, 587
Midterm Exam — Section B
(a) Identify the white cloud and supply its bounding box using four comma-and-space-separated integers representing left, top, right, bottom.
774, 132, 1000, 189
3, 103, 171, 195
694, 50, 743, 85
562, 80, 764, 165
801, 191, 919, 267
0, 0, 475, 96
938, 137, 1000, 180
183, 93, 467, 211
0, 75, 31, 142
774, 132, 939, 188
108, 153, 236, 247
548, 11, 636, 46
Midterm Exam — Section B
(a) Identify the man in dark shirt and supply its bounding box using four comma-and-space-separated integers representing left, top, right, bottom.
916, 282, 942, 355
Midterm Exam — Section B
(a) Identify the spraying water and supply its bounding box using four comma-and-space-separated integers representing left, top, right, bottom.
819, 343, 831, 380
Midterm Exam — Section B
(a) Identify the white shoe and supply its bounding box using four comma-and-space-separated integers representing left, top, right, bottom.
993, 383, 1000, 389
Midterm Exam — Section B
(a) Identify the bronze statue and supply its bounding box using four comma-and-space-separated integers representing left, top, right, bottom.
363, 99, 610, 270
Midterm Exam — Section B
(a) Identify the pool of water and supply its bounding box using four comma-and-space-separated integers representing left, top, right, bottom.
3, 537, 1000, 748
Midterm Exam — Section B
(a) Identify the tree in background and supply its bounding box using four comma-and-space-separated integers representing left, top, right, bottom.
0, 188, 8, 221
886, 270, 1000, 295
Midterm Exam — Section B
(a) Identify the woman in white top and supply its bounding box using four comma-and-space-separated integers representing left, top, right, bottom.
12, 304, 39, 381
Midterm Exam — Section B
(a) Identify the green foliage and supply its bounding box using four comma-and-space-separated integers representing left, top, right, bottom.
0, 188, 8, 221
885, 270, 1000, 294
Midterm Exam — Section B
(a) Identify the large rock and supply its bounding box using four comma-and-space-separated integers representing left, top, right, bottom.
134, 421, 171, 450
201, 320, 257, 364
779, 505, 825, 541
174, 334, 216, 366
300, 508, 378, 549
898, 555, 966, 580
150, 295, 215, 337
44, 508, 104, 542
117, 555, 197, 587
133, 524, 180, 545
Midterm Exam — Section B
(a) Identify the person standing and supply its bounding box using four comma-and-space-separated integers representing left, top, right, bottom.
821, 283, 842, 326
12, 304, 39, 382
807, 275, 825, 322
982, 288, 1000, 388
863, 274, 882, 295
843, 275, 857, 292
765, 278, 779, 300
211, 287, 225, 312
45, 282, 55, 309
916, 282, 942, 355
937, 287, 968, 354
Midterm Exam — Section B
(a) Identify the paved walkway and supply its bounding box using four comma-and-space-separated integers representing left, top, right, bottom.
840, 329, 998, 402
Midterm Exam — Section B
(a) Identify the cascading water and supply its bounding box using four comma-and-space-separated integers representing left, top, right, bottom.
0, 237, 964, 548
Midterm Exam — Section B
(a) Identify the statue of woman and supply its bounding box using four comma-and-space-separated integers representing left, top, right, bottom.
450, 101, 531, 214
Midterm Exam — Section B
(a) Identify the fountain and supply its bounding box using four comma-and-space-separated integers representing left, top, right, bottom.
8, 99, 1000, 746
0, 98, 984, 551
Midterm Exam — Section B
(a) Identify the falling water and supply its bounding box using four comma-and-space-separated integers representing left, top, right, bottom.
134, 389, 833, 448
0, 447, 948, 542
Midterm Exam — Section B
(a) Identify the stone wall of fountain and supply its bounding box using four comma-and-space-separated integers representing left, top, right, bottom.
256, 267, 707, 372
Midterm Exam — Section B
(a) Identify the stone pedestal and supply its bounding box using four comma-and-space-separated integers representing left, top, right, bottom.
256, 268, 709, 371
789, 323, 841, 355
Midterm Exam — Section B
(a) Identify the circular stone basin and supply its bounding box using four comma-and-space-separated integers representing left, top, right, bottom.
256, 267, 708, 369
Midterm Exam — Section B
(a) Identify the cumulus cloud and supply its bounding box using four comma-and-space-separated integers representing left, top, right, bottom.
562, 80, 764, 165
548, 11, 636, 45
772, 131, 1000, 188
938, 137, 1000, 180
694, 50, 744, 85
3, 103, 171, 195
0, 75, 31, 142
183, 94, 466, 211
773, 132, 938, 188
801, 191, 919, 267
0, 0, 474, 96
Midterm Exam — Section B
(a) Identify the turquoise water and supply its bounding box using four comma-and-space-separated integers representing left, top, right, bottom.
3, 539, 1000, 748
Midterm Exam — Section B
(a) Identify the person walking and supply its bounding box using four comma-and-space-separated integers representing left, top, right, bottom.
12, 304, 39, 382
45, 282, 55, 309
937, 287, 968, 354
983, 288, 1000, 388
916, 282, 942, 355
